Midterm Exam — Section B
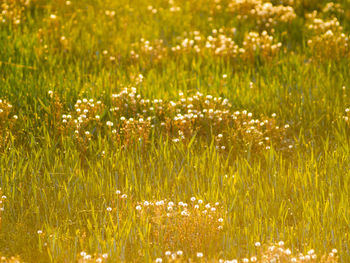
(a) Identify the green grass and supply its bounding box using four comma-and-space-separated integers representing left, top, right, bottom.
0, 0, 350, 262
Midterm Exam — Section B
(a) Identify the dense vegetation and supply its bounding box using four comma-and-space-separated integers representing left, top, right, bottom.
0, 0, 350, 262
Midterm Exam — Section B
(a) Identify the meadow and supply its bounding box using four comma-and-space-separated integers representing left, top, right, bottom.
0, 0, 350, 262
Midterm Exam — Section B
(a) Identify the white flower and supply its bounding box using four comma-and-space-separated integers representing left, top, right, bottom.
106, 207, 112, 212
155, 258, 162, 263
136, 205, 142, 211
196, 252, 203, 258
84, 255, 92, 260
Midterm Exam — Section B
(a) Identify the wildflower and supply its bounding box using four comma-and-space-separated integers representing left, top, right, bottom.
307, 249, 315, 255
197, 252, 203, 258
84, 255, 92, 260
181, 210, 188, 216
155, 258, 162, 263
106, 207, 112, 212
106, 121, 114, 127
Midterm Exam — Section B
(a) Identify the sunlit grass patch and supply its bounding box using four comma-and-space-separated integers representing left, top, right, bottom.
1, 0, 350, 262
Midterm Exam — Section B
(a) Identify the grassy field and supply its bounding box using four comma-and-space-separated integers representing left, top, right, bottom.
0, 0, 350, 262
